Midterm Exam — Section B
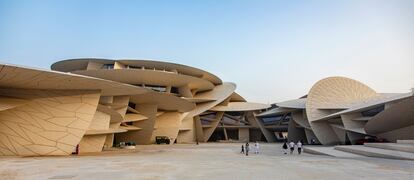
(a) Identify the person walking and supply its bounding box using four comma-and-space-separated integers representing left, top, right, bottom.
311, 138, 316, 145
297, 140, 303, 155
282, 142, 288, 154
241, 144, 245, 154
245, 142, 250, 156
289, 141, 295, 154
254, 141, 260, 154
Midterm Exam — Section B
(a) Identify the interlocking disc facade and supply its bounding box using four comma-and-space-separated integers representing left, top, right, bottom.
0, 59, 413, 156
0, 59, 270, 156
257, 77, 414, 145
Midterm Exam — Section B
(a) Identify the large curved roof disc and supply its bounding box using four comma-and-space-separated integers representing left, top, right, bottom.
306, 76, 378, 145
210, 102, 270, 112
187, 82, 236, 117
129, 92, 195, 112
0, 63, 150, 96
51, 58, 222, 85
276, 98, 307, 109
72, 69, 215, 92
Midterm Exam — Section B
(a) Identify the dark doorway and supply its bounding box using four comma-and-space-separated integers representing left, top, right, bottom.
345, 133, 352, 145
226, 129, 238, 140
249, 129, 266, 142
208, 129, 225, 142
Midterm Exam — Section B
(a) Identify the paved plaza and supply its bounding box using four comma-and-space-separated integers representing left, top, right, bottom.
0, 143, 413, 180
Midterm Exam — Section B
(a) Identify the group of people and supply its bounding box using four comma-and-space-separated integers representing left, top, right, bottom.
240, 141, 260, 156
240, 140, 303, 156
282, 140, 302, 155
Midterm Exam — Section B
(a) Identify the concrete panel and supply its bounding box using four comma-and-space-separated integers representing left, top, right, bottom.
335, 145, 414, 160
79, 135, 106, 153
366, 96, 414, 136
0, 64, 150, 96
364, 143, 414, 153
376, 125, 414, 142
252, 112, 277, 142
151, 112, 187, 144
115, 104, 157, 145
287, 120, 306, 143
176, 116, 196, 143
341, 113, 366, 134
210, 102, 270, 111
304, 129, 319, 144
203, 112, 225, 142
0, 90, 100, 156
73, 69, 215, 92
238, 128, 249, 142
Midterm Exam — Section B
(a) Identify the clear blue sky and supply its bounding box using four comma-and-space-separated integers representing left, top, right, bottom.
1, 0, 413, 103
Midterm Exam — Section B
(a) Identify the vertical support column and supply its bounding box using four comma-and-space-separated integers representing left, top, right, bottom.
166, 86, 172, 93
178, 85, 193, 98
176, 85, 195, 143
114, 61, 126, 69
194, 116, 205, 142
134, 104, 157, 144
223, 127, 228, 140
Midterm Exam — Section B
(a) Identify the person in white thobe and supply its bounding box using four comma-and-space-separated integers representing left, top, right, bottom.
289, 141, 295, 154
254, 142, 260, 154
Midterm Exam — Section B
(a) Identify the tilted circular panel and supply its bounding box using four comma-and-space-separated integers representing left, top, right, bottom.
0, 64, 150, 96
187, 82, 236, 117
229, 92, 246, 102
276, 98, 307, 109
129, 92, 195, 112
306, 76, 378, 145
210, 102, 270, 111
118, 60, 222, 85
51, 58, 114, 72
73, 69, 215, 91
365, 95, 414, 134
51, 58, 222, 85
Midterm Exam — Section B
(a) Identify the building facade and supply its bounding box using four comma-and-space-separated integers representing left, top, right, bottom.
257, 76, 414, 145
1, 59, 412, 156
0, 59, 269, 156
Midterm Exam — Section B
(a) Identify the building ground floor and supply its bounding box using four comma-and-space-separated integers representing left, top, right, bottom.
0, 143, 412, 180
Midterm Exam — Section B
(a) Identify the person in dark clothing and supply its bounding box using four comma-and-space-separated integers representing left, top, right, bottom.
282, 142, 288, 154
241, 145, 244, 154
245, 142, 250, 156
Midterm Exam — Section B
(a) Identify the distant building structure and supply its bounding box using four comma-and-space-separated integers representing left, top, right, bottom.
257, 77, 414, 145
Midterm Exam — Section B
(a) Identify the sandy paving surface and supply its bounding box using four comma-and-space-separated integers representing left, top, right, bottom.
0, 143, 413, 180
